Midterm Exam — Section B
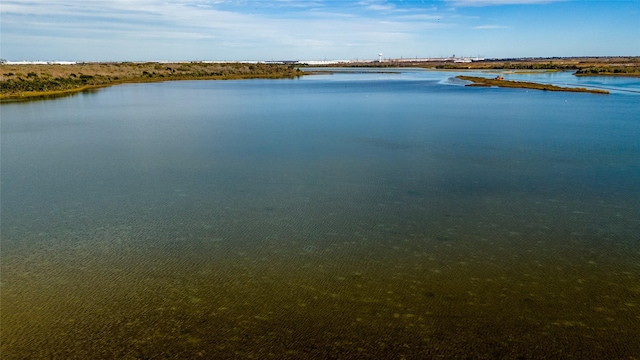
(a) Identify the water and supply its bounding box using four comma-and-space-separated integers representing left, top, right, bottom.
2, 70, 639, 358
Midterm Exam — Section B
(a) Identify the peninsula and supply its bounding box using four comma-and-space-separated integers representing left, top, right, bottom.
0, 62, 302, 100
455, 75, 609, 94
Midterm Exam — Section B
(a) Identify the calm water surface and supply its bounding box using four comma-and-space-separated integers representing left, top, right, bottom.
2, 70, 639, 358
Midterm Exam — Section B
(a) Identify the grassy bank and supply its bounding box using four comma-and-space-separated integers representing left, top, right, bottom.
456, 75, 609, 94
0, 62, 302, 100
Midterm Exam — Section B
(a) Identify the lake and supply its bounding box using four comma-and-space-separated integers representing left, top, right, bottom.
1, 69, 639, 358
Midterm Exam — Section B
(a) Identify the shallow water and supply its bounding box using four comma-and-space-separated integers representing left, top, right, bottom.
2, 70, 639, 358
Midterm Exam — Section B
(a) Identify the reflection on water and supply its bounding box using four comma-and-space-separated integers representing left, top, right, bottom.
1, 71, 639, 358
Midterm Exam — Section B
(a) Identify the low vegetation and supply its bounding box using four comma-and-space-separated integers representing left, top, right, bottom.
3, 58, 633, 100
573, 66, 640, 76
317, 57, 640, 77
456, 75, 609, 94
438, 61, 577, 71
0, 62, 302, 100
437, 58, 640, 76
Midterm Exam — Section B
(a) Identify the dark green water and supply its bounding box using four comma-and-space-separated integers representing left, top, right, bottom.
2, 70, 639, 358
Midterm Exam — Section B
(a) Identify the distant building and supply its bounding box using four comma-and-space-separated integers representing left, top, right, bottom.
264, 60, 300, 65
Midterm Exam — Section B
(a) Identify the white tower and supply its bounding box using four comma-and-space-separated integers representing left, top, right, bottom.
378, 53, 383, 62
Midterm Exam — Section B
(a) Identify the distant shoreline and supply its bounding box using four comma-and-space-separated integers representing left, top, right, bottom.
3, 57, 637, 100
305, 56, 640, 77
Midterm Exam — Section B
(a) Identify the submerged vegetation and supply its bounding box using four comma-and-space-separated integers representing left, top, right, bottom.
0, 62, 302, 100
456, 75, 610, 94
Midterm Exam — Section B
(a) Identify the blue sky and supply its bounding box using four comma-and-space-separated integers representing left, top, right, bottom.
1, 0, 638, 61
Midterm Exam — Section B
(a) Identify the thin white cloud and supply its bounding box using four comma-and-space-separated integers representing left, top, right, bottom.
367, 4, 396, 11
0, 0, 443, 38
356, 0, 400, 12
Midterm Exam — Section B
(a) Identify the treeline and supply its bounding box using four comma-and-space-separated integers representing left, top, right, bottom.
435, 61, 640, 77
437, 62, 578, 70
574, 66, 640, 76
1, 62, 302, 98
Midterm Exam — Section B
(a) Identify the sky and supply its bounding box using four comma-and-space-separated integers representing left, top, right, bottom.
1, 0, 638, 61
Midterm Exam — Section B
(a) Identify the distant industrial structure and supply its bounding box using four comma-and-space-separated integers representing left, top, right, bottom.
259, 54, 485, 65
298, 55, 485, 65
2, 55, 486, 66
3, 61, 78, 65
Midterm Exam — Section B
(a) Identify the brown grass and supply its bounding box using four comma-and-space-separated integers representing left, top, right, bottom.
0, 62, 302, 100
456, 75, 609, 94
